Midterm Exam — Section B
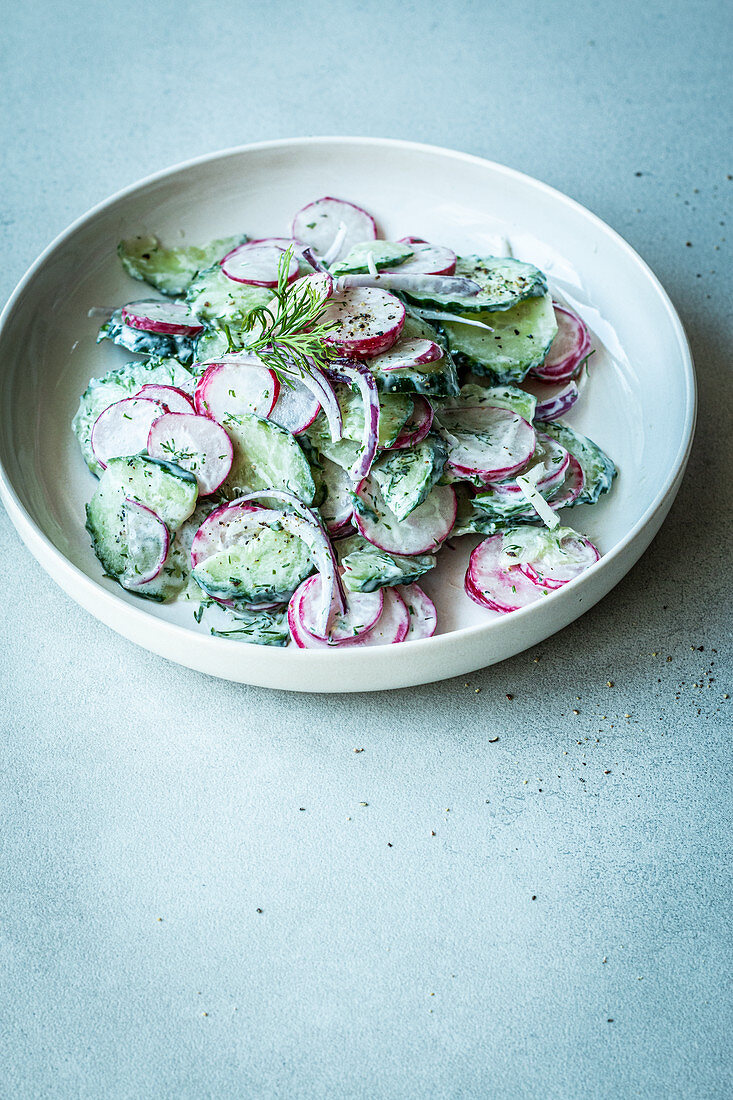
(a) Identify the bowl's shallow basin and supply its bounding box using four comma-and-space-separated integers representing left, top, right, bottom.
0, 138, 695, 691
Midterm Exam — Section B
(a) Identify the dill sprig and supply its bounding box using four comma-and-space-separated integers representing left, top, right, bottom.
237, 247, 339, 377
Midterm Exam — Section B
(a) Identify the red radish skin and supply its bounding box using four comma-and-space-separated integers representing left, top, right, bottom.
390, 396, 434, 450
548, 455, 585, 508
289, 581, 408, 648
122, 499, 170, 586
531, 304, 592, 383
147, 412, 233, 496
134, 385, 195, 414
194, 357, 280, 422
439, 406, 536, 484
368, 337, 443, 373
220, 242, 299, 287
396, 238, 457, 275
291, 196, 377, 261
320, 287, 405, 358
398, 583, 437, 640
297, 574, 384, 643
354, 480, 457, 557
121, 300, 203, 336
466, 535, 548, 613
519, 535, 599, 590
91, 397, 166, 469
521, 376, 580, 421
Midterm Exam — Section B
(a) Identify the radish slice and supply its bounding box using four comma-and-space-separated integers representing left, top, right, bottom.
194, 355, 280, 422
396, 238, 457, 275
134, 385, 195, 414
287, 270, 334, 301
220, 242, 299, 287
521, 376, 580, 421
354, 480, 457, 556
489, 432, 570, 499
121, 299, 203, 336
390, 396, 434, 450
289, 581, 408, 648
437, 406, 536, 484
398, 583, 437, 640
121, 499, 170, 587
466, 535, 546, 613
91, 397, 166, 469
291, 196, 377, 260
324, 363, 380, 480
335, 272, 481, 299
547, 455, 585, 508
147, 412, 233, 496
531, 304, 592, 383
518, 533, 600, 589
269, 376, 321, 434
320, 287, 405, 358
367, 337, 443, 373
297, 574, 384, 643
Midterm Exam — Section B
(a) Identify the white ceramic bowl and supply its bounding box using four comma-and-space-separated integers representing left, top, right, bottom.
0, 138, 695, 692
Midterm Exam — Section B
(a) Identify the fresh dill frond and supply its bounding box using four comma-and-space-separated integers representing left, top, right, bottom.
238, 248, 339, 377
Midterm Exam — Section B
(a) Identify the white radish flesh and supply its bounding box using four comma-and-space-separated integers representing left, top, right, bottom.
396, 238, 457, 275
220, 242, 299, 287
368, 337, 443, 373
398, 583, 438, 640
291, 196, 377, 260
437, 406, 536, 484
194, 356, 280, 422
121, 299, 203, 336
297, 574, 384, 643
147, 412, 233, 496
354, 480, 457, 557
134, 385, 195, 414
466, 535, 546, 613
91, 397, 166, 469
269, 376, 321, 434
320, 287, 405, 358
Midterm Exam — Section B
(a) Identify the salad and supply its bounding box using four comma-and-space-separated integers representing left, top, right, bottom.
72, 195, 617, 648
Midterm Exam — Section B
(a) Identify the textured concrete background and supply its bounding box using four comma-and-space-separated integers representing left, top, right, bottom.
1, 1, 731, 1097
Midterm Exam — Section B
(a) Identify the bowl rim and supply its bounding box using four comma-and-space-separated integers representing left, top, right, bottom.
0, 135, 696, 660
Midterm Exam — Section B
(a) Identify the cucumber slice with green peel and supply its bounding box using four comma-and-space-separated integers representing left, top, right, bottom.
371, 436, 448, 522
186, 263, 274, 326
193, 523, 314, 603
365, 309, 459, 397
330, 241, 414, 275
441, 294, 558, 384
437, 382, 537, 423
100, 455, 198, 530
73, 357, 195, 476
97, 310, 197, 365
119, 234, 247, 297
221, 413, 316, 504
538, 420, 617, 504
337, 534, 436, 593
450, 486, 511, 537
194, 326, 234, 362
203, 603, 290, 646
403, 255, 547, 313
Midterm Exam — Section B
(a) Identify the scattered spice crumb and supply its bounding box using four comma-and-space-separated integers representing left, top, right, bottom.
359, 801, 368, 807
157, 917, 163, 922
531, 895, 537, 901
607, 680, 614, 687
506, 693, 514, 700
299, 807, 306, 811
607, 1018, 614, 1023
387, 843, 393, 848
474, 688, 481, 694
603, 957, 608, 964
353, 748, 364, 754
572, 709, 580, 715
488, 736, 500, 743
256, 908, 263, 914
431, 830, 436, 836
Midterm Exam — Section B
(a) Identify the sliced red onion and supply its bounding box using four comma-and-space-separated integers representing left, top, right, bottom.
335, 272, 482, 298
324, 363, 379, 480
413, 310, 494, 332
301, 246, 330, 274
322, 221, 349, 266
521, 376, 580, 421
390, 396, 434, 449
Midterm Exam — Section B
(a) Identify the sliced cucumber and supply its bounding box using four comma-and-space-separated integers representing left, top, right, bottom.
451, 486, 512, 537
442, 293, 558, 384
206, 604, 290, 646
118, 234, 247, 297
86, 457, 198, 600
97, 310, 197, 365
194, 326, 234, 362
403, 255, 547, 313
193, 522, 313, 603
186, 263, 274, 327
72, 357, 195, 475
222, 413, 316, 504
368, 310, 459, 397
330, 240, 413, 275
437, 382, 536, 422
371, 436, 448, 522
338, 534, 436, 593
538, 420, 617, 504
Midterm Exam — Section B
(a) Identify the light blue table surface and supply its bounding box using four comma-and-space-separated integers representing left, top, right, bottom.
1, 2, 731, 1097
